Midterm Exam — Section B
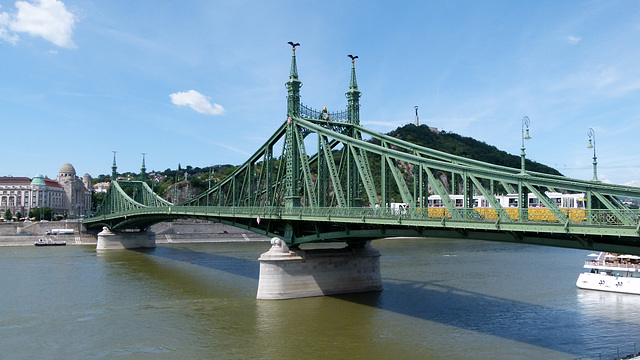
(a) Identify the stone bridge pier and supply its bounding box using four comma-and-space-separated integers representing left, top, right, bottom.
97, 227, 156, 250
257, 238, 382, 300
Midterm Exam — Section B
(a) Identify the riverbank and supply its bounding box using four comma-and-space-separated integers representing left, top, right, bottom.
0, 219, 270, 247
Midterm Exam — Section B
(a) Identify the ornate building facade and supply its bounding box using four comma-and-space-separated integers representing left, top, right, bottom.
0, 163, 92, 218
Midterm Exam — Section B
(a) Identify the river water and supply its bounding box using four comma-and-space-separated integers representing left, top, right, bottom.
2, 238, 640, 360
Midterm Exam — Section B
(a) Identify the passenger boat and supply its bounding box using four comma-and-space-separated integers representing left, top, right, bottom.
34, 238, 66, 246
576, 252, 640, 294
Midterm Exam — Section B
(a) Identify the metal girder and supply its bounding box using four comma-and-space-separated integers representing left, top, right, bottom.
424, 166, 461, 219
385, 155, 414, 207
319, 134, 347, 208
522, 181, 568, 223
295, 124, 317, 207
592, 190, 635, 226
348, 144, 378, 207
469, 174, 510, 222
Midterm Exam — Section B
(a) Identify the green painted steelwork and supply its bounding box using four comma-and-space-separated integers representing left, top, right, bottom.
85, 45, 640, 254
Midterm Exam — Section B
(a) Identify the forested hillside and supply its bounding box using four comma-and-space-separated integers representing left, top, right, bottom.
384, 124, 562, 176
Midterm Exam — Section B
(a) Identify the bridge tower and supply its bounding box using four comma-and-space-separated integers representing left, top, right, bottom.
346, 55, 362, 207
284, 43, 302, 208
257, 47, 381, 299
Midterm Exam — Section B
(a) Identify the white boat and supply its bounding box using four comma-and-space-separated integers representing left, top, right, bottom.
34, 238, 66, 246
576, 252, 640, 294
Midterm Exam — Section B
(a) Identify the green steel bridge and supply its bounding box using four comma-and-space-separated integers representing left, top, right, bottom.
84, 46, 640, 255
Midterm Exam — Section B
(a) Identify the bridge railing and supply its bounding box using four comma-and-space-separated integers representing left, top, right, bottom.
116, 205, 639, 228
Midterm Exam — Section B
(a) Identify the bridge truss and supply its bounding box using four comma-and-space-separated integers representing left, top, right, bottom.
85, 47, 640, 254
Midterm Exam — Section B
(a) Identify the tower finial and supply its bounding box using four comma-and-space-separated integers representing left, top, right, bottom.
287, 41, 300, 51
286, 42, 302, 117
346, 55, 361, 125
287, 42, 300, 79
347, 55, 359, 89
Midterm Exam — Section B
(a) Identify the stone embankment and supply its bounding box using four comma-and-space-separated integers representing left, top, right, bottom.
0, 219, 269, 247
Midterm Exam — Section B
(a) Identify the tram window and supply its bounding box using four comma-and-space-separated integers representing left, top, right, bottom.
563, 198, 574, 208
455, 199, 463, 207
508, 198, 518, 207
473, 199, 479, 207
529, 198, 540, 207
577, 199, 585, 208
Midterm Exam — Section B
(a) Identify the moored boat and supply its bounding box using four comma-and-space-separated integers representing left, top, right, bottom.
34, 238, 66, 246
576, 252, 640, 294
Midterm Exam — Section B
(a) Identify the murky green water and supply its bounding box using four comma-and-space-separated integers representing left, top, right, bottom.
2, 239, 639, 359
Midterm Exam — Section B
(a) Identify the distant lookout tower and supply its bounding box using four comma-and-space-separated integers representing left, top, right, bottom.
414, 106, 419, 126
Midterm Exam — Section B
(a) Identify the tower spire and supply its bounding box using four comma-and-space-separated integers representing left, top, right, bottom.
286, 42, 302, 117
288, 42, 300, 79
346, 55, 361, 125
284, 42, 302, 208
111, 151, 118, 181
140, 153, 147, 181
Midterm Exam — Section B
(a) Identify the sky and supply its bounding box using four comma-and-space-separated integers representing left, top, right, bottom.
1, 0, 640, 187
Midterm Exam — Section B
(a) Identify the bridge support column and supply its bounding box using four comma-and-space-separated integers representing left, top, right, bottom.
257, 238, 382, 300
96, 227, 156, 250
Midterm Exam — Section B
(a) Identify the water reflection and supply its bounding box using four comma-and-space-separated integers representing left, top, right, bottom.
86, 241, 640, 358
577, 290, 640, 321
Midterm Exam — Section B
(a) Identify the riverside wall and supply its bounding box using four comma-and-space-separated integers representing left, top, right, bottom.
0, 219, 269, 246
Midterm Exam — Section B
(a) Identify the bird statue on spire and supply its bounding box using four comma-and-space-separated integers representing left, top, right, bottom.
348, 54, 358, 63
288, 41, 300, 51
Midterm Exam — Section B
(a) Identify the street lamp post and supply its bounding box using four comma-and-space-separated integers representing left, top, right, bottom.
587, 128, 599, 182
520, 116, 532, 174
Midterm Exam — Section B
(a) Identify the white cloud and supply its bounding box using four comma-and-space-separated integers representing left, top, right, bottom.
596, 66, 619, 87
360, 120, 408, 129
624, 180, 640, 187
169, 90, 226, 116
4, 0, 76, 48
567, 35, 581, 45
0, 11, 18, 44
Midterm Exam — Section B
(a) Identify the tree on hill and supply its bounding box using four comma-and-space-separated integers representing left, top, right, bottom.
357, 124, 564, 204
386, 124, 562, 176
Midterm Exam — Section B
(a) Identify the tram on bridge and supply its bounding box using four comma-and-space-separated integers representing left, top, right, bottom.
423, 192, 589, 222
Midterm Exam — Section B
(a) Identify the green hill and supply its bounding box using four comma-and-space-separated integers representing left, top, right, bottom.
384, 124, 562, 176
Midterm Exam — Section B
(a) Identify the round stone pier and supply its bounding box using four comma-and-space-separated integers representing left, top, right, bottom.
96, 227, 156, 250
257, 238, 382, 300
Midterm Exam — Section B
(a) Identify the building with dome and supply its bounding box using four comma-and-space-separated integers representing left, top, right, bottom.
0, 163, 92, 219
56, 163, 92, 217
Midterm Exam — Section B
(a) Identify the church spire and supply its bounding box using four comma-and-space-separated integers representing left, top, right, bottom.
286, 42, 302, 117
346, 55, 361, 125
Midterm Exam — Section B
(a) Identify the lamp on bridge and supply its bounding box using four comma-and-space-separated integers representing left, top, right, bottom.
587, 127, 599, 182
520, 116, 532, 174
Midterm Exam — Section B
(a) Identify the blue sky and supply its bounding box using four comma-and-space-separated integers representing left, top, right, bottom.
2, 1, 640, 186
